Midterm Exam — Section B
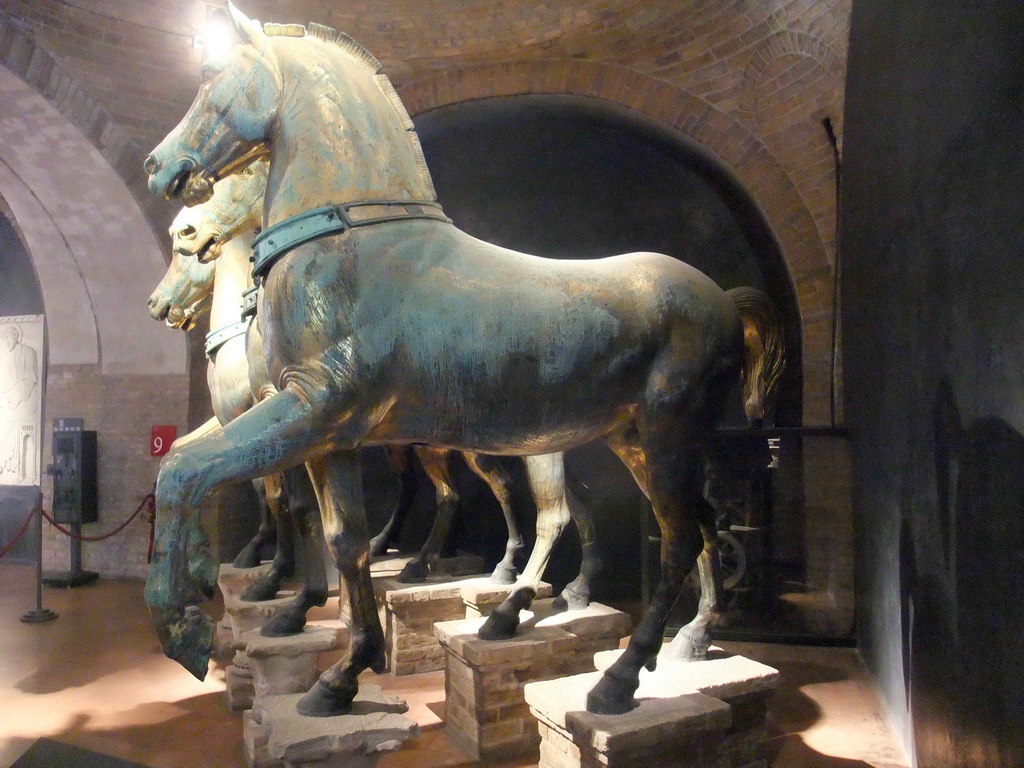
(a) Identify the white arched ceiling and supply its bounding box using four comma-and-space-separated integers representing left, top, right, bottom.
0, 64, 184, 375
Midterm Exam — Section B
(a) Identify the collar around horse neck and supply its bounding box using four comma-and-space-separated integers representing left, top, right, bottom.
251, 199, 450, 280
204, 319, 250, 358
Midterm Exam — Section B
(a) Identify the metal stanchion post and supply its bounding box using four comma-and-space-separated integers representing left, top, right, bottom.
21, 491, 57, 624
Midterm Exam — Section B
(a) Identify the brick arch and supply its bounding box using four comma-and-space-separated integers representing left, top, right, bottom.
399, 59, 834, 423
737, 30, 846, 129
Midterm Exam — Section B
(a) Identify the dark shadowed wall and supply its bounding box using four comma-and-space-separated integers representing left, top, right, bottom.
842, 1, 1024, 763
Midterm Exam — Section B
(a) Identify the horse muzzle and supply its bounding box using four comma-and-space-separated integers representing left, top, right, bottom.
144, 155, 216, 206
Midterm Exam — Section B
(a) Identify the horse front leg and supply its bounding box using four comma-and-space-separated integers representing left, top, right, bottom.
296, 450, 386, 717
232, 477, 277, 569
396, 447, 455, 583
145, 389, 332, 681
259, 466, 330, 636
369, 446, 417, 557
478, 453, 567, 641
240, 472, 296, 601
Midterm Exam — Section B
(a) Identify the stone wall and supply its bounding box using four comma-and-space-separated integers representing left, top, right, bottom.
843, 1, 1024, 764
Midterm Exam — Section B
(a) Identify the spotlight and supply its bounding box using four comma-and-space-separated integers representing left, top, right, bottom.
196, 7, 238, 60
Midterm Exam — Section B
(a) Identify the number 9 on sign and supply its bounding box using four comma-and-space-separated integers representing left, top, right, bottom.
151, 425, 176, 456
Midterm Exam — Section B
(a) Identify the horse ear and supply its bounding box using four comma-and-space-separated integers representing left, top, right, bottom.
227, 2, 266, 47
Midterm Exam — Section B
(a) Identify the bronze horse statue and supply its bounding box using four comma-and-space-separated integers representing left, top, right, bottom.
143, 5, 783, 717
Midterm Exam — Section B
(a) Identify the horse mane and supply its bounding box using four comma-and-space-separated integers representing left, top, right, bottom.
262, 20, 437, 199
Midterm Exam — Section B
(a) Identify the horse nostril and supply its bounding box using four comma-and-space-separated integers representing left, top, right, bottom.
178, 224, 197, 240
143, 155, 158, 175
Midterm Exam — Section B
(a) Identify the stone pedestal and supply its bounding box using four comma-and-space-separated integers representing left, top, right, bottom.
243, 620, 350, 701
524, 649, 779, 768
227, 650, 257, 712
219, 561, 275, 597
243, 687, 418, 768
225, 592, 302, 640
434, 599, 631, 762
374, 575, 552, 676
217, 562, 276, 655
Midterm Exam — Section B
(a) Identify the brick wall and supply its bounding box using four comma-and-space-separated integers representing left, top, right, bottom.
41, 366, 189, 579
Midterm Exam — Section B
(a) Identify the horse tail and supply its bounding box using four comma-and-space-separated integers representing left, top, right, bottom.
726, 287, 786, 423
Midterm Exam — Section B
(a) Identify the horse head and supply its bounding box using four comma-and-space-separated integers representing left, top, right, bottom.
148, 206, 217, 330
147, 160, 268, 329
175, 160, 268, 263
143, 3, 277, 207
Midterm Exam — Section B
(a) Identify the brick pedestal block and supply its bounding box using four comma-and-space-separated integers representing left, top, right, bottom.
338, 553, 485, 626
373, 575, 551, 676
459, 578, 553, 619
524, 649, 779, 768
435, 600, 631, 762
243, 687, 418, 768
243, 620, 350, 702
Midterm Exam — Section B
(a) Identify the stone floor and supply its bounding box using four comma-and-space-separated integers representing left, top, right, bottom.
0, 563, 910, 768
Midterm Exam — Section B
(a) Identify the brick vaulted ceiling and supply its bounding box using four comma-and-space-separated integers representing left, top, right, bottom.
0, 0, 850, 422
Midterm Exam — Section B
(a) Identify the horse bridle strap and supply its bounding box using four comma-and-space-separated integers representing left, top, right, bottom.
204, 319, 250, 358
251, 200, 450, 279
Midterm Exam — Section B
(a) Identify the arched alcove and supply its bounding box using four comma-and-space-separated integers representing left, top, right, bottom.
413, 94, 801, 601
0, 211, 43, 563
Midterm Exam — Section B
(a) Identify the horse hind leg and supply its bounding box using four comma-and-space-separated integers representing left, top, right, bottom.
553, 484, 599, 610
396, 447, 456, 583
587, 397, 725, 714
260, 466, 330, 637
462, 452, 522, 585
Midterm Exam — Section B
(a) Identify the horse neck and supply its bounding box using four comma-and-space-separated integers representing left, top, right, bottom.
263, 43, 435, 226
209, 232, 255, 329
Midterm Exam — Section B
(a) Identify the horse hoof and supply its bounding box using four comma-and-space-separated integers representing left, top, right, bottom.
585, 672, 638, 715
232, 543, 262, 569
478, 609, 519, 640
240, 576, 281, 603
368, 535, 391, 558
396, 560, 428, 583
478, 587, 536, 640
153, 605, 215, 681
489, 564, 518, 585
260, 609, 307, 637
664, 629, 710, 661
296, 681, 354, 717
554, 584, 591, 611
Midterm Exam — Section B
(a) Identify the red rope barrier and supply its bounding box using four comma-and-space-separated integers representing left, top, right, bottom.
41, 491, 155, 542
0, 507, 36, 559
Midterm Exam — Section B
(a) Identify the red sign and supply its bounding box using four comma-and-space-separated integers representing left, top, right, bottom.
150, 425, 177, 456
